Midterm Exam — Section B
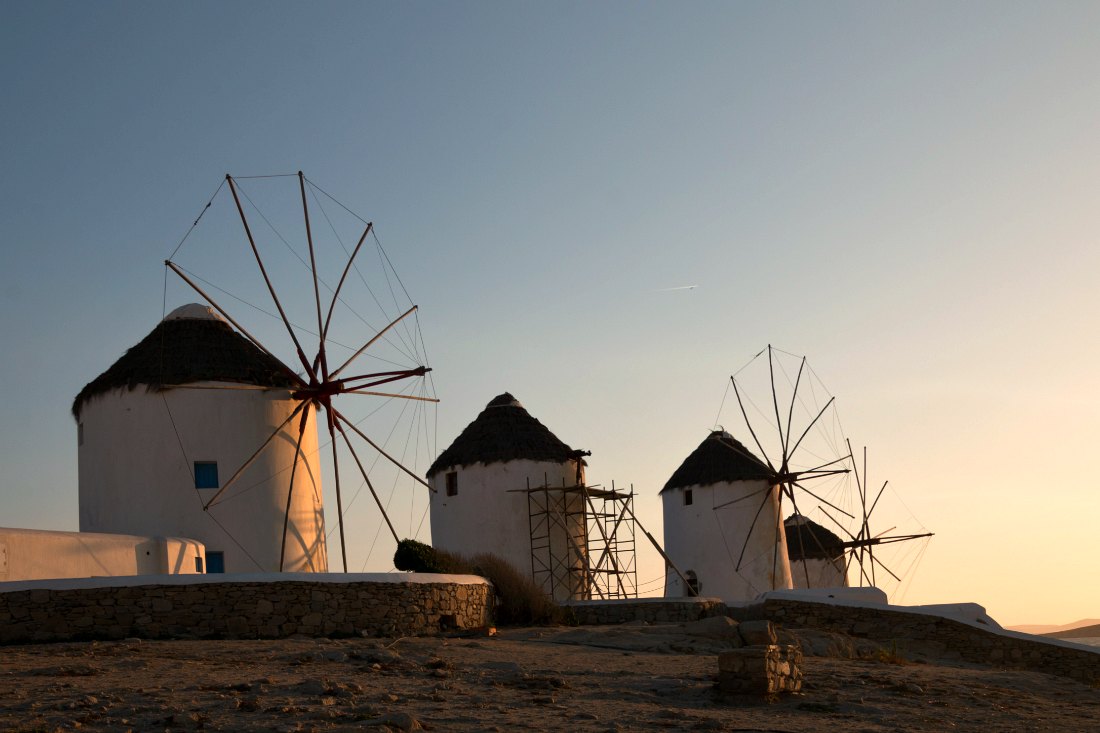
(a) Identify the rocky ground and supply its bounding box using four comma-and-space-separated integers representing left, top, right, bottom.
1, 620, 1097, 732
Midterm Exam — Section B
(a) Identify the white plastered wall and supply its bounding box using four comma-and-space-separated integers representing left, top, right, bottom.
662, 479, 793, 602
429, 458, 586, 601
0, 527, 205, 581
789, 556, 849, 589
78, 384, 327, 574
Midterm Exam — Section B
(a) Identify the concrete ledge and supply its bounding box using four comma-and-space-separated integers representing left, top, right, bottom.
0, 572, 489, 593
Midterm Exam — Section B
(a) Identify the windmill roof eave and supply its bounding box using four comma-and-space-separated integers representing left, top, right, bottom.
426, 392, 580, 477
72, 311, 299, 419
784, 513, 846, 560
660, 431, 773, 494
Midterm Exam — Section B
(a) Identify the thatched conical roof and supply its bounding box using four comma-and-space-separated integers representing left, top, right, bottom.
784, 514, 846, 561
660, 430, 773, 494
72, 304, 299, 418
426, 393, 578, 477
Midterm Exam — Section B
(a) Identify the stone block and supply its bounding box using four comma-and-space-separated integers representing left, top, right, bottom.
718, 644, 802, 696
738, 620, 777, 646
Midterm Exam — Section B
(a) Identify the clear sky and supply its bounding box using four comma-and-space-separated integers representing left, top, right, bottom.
2, 2, 1098, 626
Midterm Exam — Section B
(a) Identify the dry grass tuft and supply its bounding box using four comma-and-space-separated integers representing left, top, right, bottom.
394, 539, 563, 626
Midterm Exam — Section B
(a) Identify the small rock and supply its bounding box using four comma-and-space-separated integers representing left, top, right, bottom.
323, 651, 349, 663
902, 683, 924, 695
372, 712, 422, 731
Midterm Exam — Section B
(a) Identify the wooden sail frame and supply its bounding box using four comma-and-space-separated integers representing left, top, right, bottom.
166, 172, 438, 572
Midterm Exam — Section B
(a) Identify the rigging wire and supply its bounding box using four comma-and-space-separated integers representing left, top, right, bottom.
306, 183, 420, 361
167, 177, 226, 261
159, 393, 266, 571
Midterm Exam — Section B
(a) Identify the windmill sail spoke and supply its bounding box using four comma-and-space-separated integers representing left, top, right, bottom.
846, 439, 866, 509
731, 378, 775, 470
783, 356, 807, 460
786, 396, 835, 460
160, 383, 274, 391
203, 400, 308, 509
712, 483, 770, 511
799, 455, 851, 474
792, 468, 850, 481
817, 506, 858, 540
791, 481, 854, 519
334, 419, 399, 544
345, 390, 440, 403
332, 408, 432, 490
767, 346, 787, 464
785, 491, 837, 588
298, 171, 329, 382
278, 406, 313, 572
869, 551, 901, 582
226, 175, 317, 383
321, 222, 374, 344
338, 367, 429, 392
165, 262, 304, 387
735, 487, 776, 571
330, 305, 419, 380
326, 416, 348, 572
868, 480, 890, 519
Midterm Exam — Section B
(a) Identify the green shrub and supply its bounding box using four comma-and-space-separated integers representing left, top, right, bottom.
394, 539, 463, 573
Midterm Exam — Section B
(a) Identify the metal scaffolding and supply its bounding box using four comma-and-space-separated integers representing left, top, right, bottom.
525, 476, 638, 601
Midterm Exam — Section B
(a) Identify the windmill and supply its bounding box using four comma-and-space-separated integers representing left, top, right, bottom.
714, 345, 932, 595
711, 345, 856, 590
822, 442, 935, 594
162, 172, 438, 573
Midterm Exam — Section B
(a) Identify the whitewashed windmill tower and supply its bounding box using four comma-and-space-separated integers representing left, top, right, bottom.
73, 304, 328, 574
427, 393, 591, 601
661, 430, 793, 602
784, 513, 848, 589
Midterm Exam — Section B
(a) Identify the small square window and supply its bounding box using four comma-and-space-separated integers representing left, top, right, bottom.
195, 556, 204, 573
684, 489, 693, 506
194, 462, 219, 489
445, 471, 458, 497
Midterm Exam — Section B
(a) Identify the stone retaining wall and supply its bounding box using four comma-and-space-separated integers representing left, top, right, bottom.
564, 597, 729, 625
0, 579, 493, 644
742, 598, 1100, 684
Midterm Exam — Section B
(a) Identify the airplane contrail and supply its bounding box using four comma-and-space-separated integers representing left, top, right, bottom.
652, 284, 699, 292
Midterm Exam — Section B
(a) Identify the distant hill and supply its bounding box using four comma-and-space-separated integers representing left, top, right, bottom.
1007, 618, 1100, 635
1043, 623, 1100, 639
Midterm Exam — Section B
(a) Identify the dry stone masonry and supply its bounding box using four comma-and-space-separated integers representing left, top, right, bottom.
743, 598, 1100, 684
564, 597, 729, 625
0, 579, 493, 644
718, 644, 804, 696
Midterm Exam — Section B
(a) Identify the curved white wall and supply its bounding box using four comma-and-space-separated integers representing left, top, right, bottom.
429, 458, 586, 601
662, 479, 793, 602
78, 384, 327, 574
789, 556, 848, 589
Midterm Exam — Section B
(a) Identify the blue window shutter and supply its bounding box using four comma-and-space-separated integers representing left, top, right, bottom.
194, 462, 219, 489
206, 551, 225, 574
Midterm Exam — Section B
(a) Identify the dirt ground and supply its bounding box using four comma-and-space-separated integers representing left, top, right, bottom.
1, 622, 1097, 732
